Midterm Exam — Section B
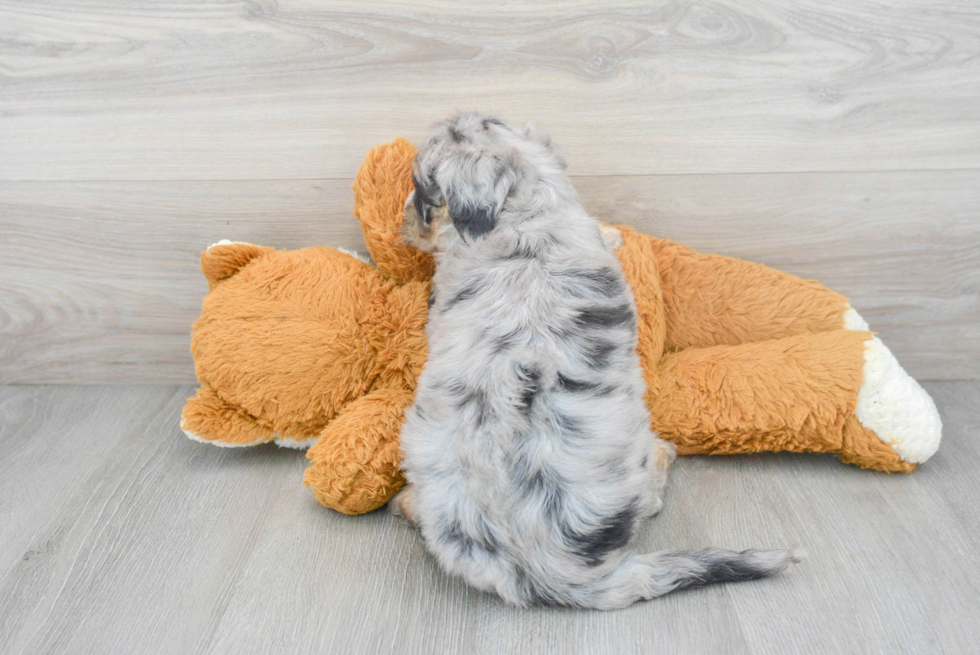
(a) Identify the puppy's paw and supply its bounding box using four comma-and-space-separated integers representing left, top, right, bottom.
654, 439, 677, 471
388, 485, 417, 525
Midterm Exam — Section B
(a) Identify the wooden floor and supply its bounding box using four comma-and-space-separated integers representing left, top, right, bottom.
1, 382, 978, 654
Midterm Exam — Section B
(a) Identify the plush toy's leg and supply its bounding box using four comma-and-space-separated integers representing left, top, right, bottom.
646, 330, 935, 472
304, 388, 414, 515
181, 384, 276, 447
843, 308, 942, 465
644, 237, 851, 351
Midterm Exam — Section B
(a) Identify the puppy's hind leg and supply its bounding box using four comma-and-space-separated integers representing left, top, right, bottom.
646, 438, 676, 517
599, 224, 624, 253
388, 484, 418, 525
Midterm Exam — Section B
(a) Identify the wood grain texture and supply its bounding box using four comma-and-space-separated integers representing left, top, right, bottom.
2, 170, 977, 383
1, 382, 978, 654
2, 0, 979, 180
0, 180, 361, 384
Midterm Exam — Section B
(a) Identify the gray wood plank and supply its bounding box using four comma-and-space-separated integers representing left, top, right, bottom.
2, 1, 979, 180
0, 385, 309, 654
1, 383, 979, 654
2, 170, 977, 383
919, 381, 980, 551
0, 180, 363, 385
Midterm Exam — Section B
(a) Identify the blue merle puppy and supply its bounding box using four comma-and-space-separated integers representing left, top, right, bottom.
389, 112, 802, 610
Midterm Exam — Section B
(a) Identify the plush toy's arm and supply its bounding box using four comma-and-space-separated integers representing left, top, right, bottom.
353, 138, 434, 285
644, 329, 936, 472
303, 387, 414, 515
181, 383, 276, 447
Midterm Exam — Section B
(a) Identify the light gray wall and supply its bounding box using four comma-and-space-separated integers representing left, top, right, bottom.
2, 1, 978, 382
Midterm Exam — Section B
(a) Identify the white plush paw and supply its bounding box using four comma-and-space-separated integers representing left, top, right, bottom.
853, 335, 943, 464
335, 246, 371, 264
181, 424, 268, 448
273, 436, 316, 450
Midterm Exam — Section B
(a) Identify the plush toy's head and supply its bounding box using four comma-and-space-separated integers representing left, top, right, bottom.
182, 241, 429, 448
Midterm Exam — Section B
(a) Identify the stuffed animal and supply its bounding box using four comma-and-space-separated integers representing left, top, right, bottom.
180, 139, 942, 515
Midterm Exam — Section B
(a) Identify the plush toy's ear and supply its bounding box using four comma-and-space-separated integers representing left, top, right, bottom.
353, 139, 435, 285
439, 151, 516, 240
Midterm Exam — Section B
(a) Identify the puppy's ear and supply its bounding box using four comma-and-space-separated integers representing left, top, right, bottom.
438, 152, 516, 240
524, 122, 567, 170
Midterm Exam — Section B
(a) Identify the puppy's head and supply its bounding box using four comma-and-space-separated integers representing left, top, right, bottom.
402, 112, 568, 252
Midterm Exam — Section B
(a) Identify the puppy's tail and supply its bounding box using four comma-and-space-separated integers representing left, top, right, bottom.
583, 547, 804, 610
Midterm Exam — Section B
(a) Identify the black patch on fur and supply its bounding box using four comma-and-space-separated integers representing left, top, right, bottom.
530, 470, 566, 519
493, 328, 521, 353
443, 379, 467, 396
427, 289, 436, 310
574, 303, 635, 330
516, 365, 542, 417
554, 411, 583, 437
565, 501, 638, 567
413, 192, 430, 225
458, 388, 490, 427
442, 516, 499, 556
503, 242, 536, 260
445, 279, 483, 308
446, 187, 498, 240
514, 566, 563, 607
448, 125, 467, 143
560, 267, 624, 298
447, 380, 491, 427
583, 339, 617, 369
669, 549, 775, 591
482, 117, 506, 130
555, 372, 600, 393
640, 455, 649, 468
511, 454, 567, 520
412, 173, 442, 226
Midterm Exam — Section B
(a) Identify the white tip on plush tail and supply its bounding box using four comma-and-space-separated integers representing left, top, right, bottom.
844, 306, 943, 464
207, 239, 254, 251
273, 436, 316, 450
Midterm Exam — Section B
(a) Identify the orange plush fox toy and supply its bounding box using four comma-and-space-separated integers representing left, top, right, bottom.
180, 139, 942, 515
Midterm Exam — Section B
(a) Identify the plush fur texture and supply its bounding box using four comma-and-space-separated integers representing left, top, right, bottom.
179, 137, 942, 516
389, 112, 799, 609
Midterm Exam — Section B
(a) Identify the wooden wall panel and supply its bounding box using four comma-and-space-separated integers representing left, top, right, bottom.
1, 1, 978, 180
2, 170, 976, 382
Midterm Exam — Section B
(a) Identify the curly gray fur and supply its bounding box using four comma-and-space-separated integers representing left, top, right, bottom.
391, 112, 802, 609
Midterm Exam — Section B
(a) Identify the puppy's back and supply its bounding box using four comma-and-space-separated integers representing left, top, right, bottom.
398, 112, 802, 609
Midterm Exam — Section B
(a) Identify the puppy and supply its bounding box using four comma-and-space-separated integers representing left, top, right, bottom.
391, 113, 801, 609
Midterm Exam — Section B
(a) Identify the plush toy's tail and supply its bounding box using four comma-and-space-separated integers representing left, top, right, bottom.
200, 240, 275, 290
576, 547, 804, 610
